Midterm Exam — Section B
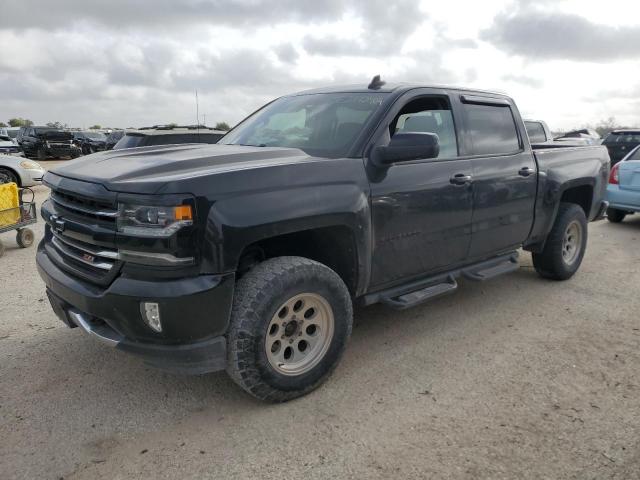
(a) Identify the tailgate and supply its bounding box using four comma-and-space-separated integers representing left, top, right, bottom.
618, 160, 640, 191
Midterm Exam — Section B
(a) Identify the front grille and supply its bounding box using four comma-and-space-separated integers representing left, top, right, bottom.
44, 182, 121, 285
51, 231, 118, 271
50, 190, 118, 222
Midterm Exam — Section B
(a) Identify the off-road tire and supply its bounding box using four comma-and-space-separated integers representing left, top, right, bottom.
226, 256, 353, 402
16, 228, 34, 248
606, 207, 626, 223
532, 202, 588, 280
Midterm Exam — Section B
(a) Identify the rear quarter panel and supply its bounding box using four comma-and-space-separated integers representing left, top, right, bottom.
527, 145, 609, 245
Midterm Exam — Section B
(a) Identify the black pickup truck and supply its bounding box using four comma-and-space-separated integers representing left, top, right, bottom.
37, 81, 610, 402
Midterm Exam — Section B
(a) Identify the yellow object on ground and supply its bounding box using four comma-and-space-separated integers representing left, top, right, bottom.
0, 182, 20, 227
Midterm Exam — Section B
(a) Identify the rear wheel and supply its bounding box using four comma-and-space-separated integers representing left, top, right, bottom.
226, 256, 353, 402
532, 203, 588, 280
16, 228, 34, 248
606, 207, 627, 223
36, 147, 46, 161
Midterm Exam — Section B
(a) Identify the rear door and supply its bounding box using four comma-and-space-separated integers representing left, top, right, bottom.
458, 95, 537, 260
618, 148, 640, 192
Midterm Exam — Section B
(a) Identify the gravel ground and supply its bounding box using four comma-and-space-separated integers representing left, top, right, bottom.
1, 161, 639, 479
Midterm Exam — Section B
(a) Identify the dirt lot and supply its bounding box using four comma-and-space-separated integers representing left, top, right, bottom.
1, 161, 639, 479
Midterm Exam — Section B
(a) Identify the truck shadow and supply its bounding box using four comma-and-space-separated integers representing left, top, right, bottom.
16, 258, 542, 415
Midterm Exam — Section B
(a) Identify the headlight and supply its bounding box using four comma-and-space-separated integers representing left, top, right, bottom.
19, 160, 43, 170
117, 203, 193, 237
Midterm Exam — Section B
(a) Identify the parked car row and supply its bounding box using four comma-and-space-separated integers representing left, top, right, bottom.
2, 124, 227, 160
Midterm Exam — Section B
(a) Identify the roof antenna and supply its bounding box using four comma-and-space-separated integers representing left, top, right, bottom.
195, 89, 200, 141
368, 75, 386, 90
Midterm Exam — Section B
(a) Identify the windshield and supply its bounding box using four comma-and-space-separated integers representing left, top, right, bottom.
84, 132, 106, 140
6, 130, 18, 139
219, 92, 387, 157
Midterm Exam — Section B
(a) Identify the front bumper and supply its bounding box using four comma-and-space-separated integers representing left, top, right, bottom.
37, 243, 235, 374
45, 145, 75, 157
19, 168, 45, 187
607, 185, 640, 212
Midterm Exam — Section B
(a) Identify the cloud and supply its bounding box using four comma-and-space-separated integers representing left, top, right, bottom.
0, 1, 346, 31
501, 74, 543, 88
482, 9, 640, 61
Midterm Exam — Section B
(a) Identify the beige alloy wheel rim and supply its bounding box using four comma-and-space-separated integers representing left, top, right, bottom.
562, 220, 582, 265
265, 293, 335, 376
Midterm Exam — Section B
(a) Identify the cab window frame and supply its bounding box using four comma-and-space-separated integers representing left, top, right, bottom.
459, 95, 524, 158
366, 89, 464, 165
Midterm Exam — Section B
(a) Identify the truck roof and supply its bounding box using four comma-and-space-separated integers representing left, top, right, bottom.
291, 82, 510, 99
610, 129, 640, 134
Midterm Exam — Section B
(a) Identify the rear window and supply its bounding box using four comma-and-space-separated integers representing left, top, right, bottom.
525, 121, 547, 143
464, 103, 521, 155
604, 133, 640, 144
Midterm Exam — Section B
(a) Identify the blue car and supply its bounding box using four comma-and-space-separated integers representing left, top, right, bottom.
607, 144, 640, 223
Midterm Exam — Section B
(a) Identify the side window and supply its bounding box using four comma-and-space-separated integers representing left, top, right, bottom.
464, 103, 521, 155
525, 122, 547, 143
392, 97, 458, 158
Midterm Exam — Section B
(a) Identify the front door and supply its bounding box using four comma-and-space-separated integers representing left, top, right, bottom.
368, 92, 473, 289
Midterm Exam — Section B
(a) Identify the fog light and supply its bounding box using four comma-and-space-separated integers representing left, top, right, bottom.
141, 302, 162, 332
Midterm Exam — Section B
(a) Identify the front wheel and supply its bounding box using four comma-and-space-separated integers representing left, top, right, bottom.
0, 168, 19, 185
532, 203, 588, 280
226, 256, 353, 402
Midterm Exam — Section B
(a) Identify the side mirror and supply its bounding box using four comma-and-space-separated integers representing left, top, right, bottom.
372, 132, 440, 166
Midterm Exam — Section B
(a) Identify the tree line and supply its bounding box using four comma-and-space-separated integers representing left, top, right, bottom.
0, 118, 232, 131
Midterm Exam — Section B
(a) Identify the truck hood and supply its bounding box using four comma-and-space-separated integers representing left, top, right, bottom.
49, 143, 312, 193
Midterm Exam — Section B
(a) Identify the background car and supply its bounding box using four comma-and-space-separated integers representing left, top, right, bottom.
606, 144, 640, 223
113, 125, 225, 150
0, 127, 21, 144
72, 131, 107, 155
555, 128, 601, 145
0, 155, 45, 186
18, 126, 79, 160
104, 130, 124, 150
0, 134, 23, 156
524, 119, 554, 144
602, 129, 640, 166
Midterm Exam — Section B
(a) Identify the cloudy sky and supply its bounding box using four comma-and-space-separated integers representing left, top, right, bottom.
1, 0, 639, 131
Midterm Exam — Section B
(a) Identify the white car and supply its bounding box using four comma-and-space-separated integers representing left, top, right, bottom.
0, 155, 46, 186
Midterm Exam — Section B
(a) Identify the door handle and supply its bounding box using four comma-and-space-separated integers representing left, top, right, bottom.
450, 173, 472, 185
518, 167, 534, 177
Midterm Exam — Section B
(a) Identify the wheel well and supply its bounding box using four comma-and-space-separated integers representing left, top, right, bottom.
237, 226, 359, 295
560, 185, 593, 217
0, 166, 21, 187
